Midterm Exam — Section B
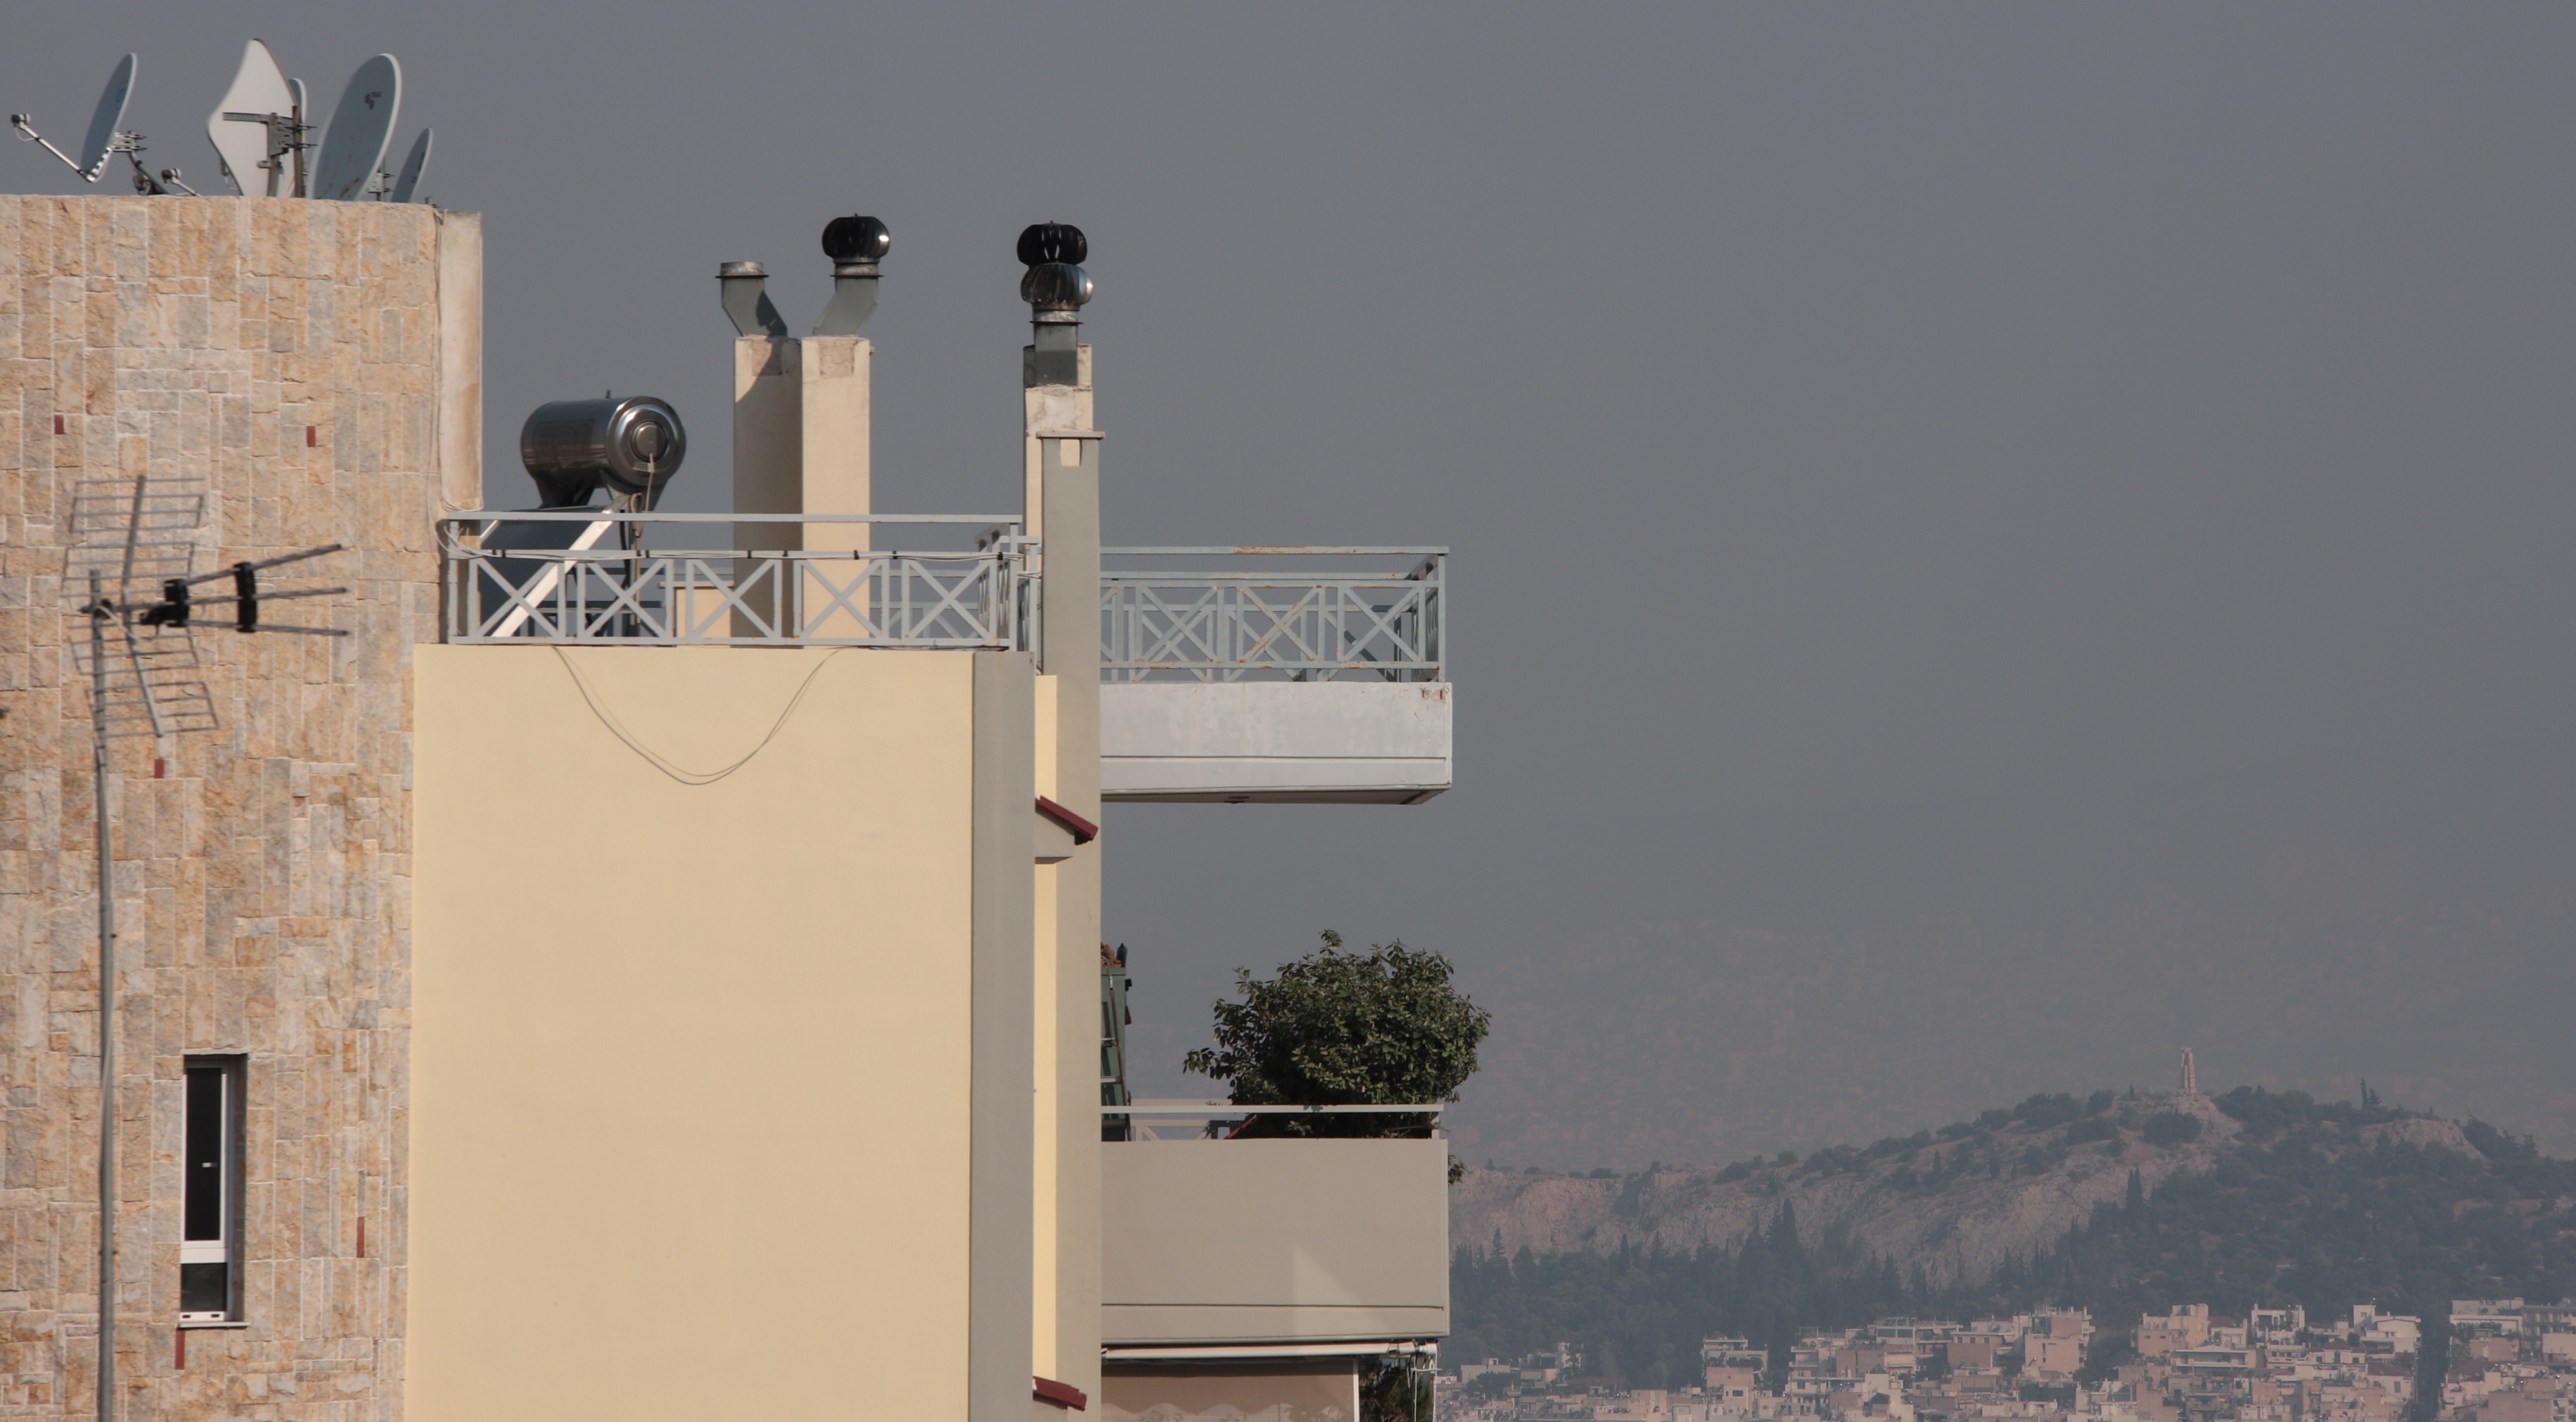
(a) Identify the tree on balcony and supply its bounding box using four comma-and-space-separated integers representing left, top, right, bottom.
1184, 930, 1491, 1164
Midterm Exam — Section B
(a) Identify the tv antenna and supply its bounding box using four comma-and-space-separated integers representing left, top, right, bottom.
12, 53, 199, 196
308, 54, 399, 202
64, 475, 347, 1422
207, 39, 307, 197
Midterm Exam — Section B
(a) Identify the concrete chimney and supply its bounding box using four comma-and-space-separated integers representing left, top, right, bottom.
724, 218, 882, 633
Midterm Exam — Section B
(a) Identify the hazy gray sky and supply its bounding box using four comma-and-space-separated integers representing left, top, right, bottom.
15, 5, 2575, 1165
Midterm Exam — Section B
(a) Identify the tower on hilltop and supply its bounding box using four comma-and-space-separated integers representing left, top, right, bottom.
2180, 1047, 2197, 1094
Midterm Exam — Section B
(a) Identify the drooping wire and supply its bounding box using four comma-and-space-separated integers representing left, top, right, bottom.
551, 645, 846, 786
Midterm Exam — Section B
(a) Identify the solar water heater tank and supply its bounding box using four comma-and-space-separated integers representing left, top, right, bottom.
518, 396, 687, 508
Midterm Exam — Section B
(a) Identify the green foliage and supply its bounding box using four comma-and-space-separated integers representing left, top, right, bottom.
2464, 1119, 2540, 1162
1452, 1087, 2576, 1392
1183, 931, 1492, 1137
2013, 1094, 2086, 1130
2142, 1111, 2202, 1146
2213, 1085, 2408, 1142
2077, 1330, 2136, 1385
1361, 1359, 1434, 1422
2408, 1315, 2450, 1422
2064, 1117, 2120, 1146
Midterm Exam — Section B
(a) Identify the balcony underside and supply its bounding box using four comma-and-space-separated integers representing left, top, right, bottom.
1099, 682, 1452, 804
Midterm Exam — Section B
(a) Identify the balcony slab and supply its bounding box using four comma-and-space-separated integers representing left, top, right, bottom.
1099, 681, 1451, 804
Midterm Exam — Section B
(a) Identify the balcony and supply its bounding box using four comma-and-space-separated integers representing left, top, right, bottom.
1101, 1103, 1450, 1351
1099, 548, 1451, 804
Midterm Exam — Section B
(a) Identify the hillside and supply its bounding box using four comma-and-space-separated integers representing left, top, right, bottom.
1448, 1086, 2576, 1388
1457, 1090, 2245, 1284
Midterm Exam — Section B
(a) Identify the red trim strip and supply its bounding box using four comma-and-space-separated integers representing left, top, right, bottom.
1035, 1376, 1089, 1410
1035, 796, 1099, 846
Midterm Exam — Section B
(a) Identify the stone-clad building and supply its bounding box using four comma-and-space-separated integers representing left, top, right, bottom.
0, 194, 480, 1422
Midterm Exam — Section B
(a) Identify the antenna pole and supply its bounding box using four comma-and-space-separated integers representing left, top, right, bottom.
86, 568, 118, 1422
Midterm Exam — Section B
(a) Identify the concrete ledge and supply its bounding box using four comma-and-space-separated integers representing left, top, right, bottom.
1100, 682, 1450, 804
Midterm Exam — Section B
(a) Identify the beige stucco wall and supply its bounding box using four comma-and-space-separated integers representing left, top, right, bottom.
411, 643, 1032, 1422
0, 193, 471, 1422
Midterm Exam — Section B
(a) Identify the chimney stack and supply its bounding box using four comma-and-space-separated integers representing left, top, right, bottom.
723, 216, 884, 634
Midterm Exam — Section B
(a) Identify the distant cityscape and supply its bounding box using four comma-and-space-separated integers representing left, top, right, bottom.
1444, 1299, 2573, 1422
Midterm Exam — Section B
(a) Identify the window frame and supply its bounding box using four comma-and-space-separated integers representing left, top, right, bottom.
178, 1054, 246, 1325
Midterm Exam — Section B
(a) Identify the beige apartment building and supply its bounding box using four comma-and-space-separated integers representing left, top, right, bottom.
0, 193, 1454, 1422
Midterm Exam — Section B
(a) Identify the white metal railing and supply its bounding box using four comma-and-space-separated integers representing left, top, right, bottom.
440, 511, 1030, 647
439, 522, 1451, 675
1103, 1099, 1447, 1142
1099, 547, 1445, 683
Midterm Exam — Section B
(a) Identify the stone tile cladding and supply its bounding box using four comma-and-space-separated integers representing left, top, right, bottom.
0, 196, 446, 1422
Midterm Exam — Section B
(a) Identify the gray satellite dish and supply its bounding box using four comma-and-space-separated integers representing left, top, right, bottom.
310, 54, 399, 201
389, 127, 430, 203
207, 41, 297, 196
77, 53, 137, 179
13, 53, 136, 181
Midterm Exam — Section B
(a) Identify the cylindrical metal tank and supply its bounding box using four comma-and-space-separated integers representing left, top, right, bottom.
518, 396, 687, 506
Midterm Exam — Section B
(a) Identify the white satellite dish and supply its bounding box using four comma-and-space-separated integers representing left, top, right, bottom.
390, 127, 431, 204
207, 40, 299, 197
12, 53, 135, 182
310, 54, 399, 201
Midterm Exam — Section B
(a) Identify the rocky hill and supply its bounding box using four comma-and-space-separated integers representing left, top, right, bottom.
1446, 1085, 2562, 1389
1453, 1088, 2475, 1286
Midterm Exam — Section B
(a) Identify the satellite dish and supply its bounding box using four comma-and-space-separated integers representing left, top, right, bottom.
390, 127, 430, 203
15, 54, 137, 182
207, 41, 296, 196
76, 54, 137, 180
310, 54, 398, 201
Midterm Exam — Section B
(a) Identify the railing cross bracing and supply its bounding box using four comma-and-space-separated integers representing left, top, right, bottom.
1098, 546, 1444, 683
439, 520, 1448, 683
439, 511, 1032, 648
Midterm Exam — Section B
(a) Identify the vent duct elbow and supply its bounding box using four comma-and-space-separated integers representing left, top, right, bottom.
717, 260, 789, 338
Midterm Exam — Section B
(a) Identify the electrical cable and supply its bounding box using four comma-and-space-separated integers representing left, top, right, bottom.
551, 645, 846, 786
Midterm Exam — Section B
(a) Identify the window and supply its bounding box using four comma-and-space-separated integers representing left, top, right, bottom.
180, 1056, 243, 1322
